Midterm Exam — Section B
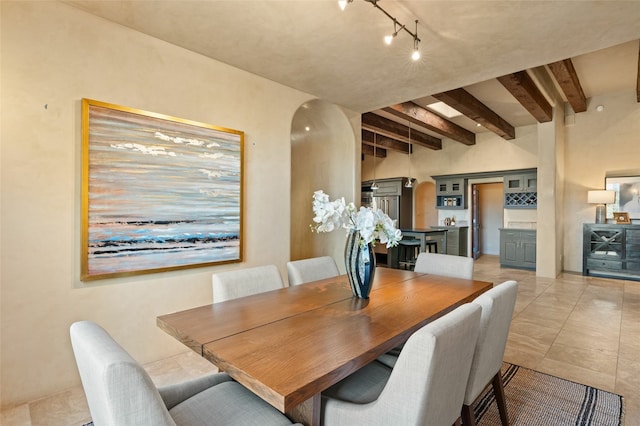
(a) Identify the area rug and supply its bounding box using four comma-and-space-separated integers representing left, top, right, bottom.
473, 363, 624, 426
82, 362, 624, 426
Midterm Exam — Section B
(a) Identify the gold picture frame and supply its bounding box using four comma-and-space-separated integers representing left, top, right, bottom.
614, 212, 631, 224
81, 99, 244, 280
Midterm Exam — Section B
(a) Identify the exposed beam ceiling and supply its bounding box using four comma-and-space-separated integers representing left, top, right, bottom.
383, 102, 476, 146
363, 43, 640, 156
361, 113, 441, 150
547, 59, 587, 113
497, 71, 554, 123
361, 140, 386, 158
431, 88, 515, 140
362, 129, 406, 155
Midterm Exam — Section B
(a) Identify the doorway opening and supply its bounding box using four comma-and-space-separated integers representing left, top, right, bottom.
470, 181, 504, 260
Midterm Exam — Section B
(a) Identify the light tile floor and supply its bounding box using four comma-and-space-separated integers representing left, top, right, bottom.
2, 255, 639, 425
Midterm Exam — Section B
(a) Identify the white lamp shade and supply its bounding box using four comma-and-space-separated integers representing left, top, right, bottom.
588, 190, 615, 204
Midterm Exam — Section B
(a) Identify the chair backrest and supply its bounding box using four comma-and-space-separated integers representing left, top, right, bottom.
464, 280, 519, 404
414, 252, 474, 279
70, 321, 176, 426
212, 264, 284, 303
376, 303, 482, 425
286, 256, 340, 286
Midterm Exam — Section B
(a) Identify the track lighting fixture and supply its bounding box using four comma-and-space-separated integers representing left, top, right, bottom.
340, 0, 421, 61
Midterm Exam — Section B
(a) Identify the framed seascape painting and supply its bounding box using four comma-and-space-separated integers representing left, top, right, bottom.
81, 99, 244, 281
605, 175, 640, 221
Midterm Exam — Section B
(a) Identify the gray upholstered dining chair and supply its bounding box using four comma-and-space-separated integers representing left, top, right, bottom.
286, 256, 340, 286
414, 252, 475, 279
461, 280, 518, 426
70, 321, 300, 426
212, 264, 284, 303
320, 303, 482, 426
377, 251, 475, 368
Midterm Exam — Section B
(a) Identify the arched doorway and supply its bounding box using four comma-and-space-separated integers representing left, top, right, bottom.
290, 100, 358, 270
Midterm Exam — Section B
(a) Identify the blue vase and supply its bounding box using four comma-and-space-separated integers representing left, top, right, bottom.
344, 230, 376, 299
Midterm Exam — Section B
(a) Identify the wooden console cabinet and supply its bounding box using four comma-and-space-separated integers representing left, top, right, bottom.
583, 224, 640, 281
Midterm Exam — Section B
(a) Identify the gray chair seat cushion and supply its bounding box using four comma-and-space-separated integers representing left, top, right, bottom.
322, 361, 392, 405
170, 381, 295, 426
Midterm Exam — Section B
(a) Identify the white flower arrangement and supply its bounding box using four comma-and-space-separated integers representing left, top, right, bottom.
311, 190, 402, 248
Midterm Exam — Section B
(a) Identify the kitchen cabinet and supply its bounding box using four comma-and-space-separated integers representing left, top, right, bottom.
499, 229, 536, 269
583, 224, 640, 281
431, 226, 468, 256
504, 173, 537, 193
435, 178, 467, 209
504, 172, 537, 208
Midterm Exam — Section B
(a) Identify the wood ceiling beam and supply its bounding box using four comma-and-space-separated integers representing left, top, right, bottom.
362, 112, 441, 150
432, 88, 515, 140
497, 71, 553, 122
382, 102, 476, 146
547, 58, 587, 113
361, 137, 387, 158
362, 129, 404, 155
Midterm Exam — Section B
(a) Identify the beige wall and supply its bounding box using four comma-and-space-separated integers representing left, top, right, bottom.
564, 91, 640, 272
0, 1, 328, 406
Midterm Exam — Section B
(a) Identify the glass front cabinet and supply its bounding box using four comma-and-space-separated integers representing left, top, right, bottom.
435, 178, 467, 209
504, 172, 537, 208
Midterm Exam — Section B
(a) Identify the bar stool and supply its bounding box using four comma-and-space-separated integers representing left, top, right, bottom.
398, 239, 421, 270
425, 239, 438, 253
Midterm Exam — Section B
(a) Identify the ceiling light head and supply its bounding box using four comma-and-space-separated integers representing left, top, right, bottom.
385, 22, 405, 45
411, 20, 420, 61
338, 0, 353, 11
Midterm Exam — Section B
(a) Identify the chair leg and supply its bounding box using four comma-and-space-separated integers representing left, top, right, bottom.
461, 404, 475, 426
492, 372, 509, 425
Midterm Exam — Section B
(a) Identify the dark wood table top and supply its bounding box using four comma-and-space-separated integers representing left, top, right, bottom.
157, 267, 492, 425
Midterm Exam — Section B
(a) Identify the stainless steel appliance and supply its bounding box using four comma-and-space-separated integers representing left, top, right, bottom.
361, 178, 413, 230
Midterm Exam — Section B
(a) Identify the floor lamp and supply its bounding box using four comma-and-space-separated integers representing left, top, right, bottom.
588, 190, 616, 224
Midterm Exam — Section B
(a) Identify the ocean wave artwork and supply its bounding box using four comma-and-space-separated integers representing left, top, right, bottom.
81, 99, 243, 280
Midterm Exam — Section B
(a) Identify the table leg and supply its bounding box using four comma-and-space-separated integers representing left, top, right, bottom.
286, 394, 321, 426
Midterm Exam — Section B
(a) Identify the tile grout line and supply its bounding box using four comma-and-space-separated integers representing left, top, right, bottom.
536, 277, 586, 361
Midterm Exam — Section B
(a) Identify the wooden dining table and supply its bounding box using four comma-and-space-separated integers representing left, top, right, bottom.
157, 267, 492, 426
